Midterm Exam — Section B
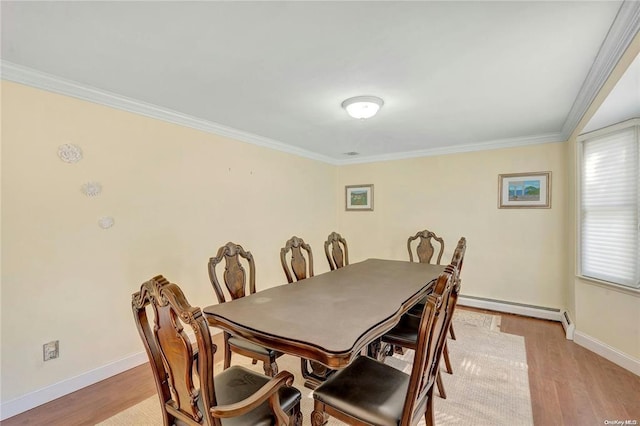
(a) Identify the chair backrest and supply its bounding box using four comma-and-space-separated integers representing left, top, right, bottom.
324, 231, 349, 270
401, 264, 457, 425
451, 237, 467, 276
407, 230, 445, 264
208, 242, 256, 304
280, 236, 314, 283
132, 275, 219, 426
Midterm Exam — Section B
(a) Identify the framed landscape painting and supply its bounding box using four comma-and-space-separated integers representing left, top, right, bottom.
498, 172, 551, 209
345, 184, 374, 211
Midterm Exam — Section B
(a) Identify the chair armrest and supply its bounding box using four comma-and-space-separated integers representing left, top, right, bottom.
210, 370, 295, 424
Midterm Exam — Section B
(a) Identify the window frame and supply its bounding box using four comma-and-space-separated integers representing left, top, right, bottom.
576, 118, 640, 291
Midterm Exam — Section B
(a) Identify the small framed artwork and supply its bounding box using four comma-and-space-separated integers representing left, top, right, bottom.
498, 172, 551, 209
345, 184, 374, 211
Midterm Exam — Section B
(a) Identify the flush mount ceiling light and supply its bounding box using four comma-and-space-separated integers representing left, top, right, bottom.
341, 96, 384, 119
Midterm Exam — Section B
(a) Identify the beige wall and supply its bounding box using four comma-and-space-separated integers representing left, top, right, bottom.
337, 143, 569, 308
2, 76, 637, 409
0, 81, 337, 401
574, 281, 640, 358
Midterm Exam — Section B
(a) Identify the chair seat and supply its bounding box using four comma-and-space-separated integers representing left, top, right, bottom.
381, 314, 420, 348
313, 356, 410, 426
207, 365, 301, 426
408, 297, 427, 316
228, 336, 282, 359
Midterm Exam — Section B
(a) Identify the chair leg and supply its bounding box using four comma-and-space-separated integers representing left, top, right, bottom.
288, 402, 303, 426
311, 403, 328, 426
263, 360, 279, 377
443, 341, 453, 374
301, 358, 312, 379
436, 371, 447, 399
425, 393, 436, 426
375, 342, 393, 362
223, 333, 232, 369
449, 323, 456, 340
367, 338, 382, 359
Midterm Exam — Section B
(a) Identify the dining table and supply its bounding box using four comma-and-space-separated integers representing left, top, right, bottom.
203, 258, 445, 387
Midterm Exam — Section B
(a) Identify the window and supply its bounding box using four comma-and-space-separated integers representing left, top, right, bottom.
579, 119, 639, 289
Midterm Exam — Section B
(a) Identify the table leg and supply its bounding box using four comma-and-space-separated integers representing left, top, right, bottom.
301, 359, 335, 389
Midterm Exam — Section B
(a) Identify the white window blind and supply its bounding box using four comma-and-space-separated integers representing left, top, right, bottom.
580, 123, 639, 288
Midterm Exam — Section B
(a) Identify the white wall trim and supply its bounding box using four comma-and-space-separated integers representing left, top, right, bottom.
0, 61, 336, 165
574, 330, 640, 376
2, 60, 567, 166
0, 329, 218, 420
0, 351, 148, 421
560, 0, 640, 140
459, 296, 639, 376
458, 295, 563, 322
333, 133, 566, 165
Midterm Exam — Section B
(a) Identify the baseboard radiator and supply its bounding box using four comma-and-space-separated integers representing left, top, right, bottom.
458, 294, 575, 340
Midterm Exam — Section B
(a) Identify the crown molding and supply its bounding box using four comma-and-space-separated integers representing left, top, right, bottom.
334, 132, 566, 165
1, 60, 566, 166
561, 0, 640, 140
1, 61, 336, 165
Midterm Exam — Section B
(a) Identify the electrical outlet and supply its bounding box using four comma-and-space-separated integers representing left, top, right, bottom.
43, 340, 59, 361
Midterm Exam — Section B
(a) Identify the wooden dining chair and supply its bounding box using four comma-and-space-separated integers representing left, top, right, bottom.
408, 229, 455, 344
208, 242, 283, 377
280, 236, 331, 386
132, 275, 303, 426
310, 265, 458, 426
380, 237, 467, 399
324, 231, 349, 270
402, 230, 448, 354
280, 236, 314, 283
407, 229, 445, 265
411, 236, 466, 371
444, 237, 466, 343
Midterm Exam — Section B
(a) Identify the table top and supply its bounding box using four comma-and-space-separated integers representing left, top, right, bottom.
203, 258, 445, 368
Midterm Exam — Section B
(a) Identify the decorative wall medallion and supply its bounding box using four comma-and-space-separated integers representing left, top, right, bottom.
57, 143, 83, 163
98, 216, 115, 229
81, 182, 102, 197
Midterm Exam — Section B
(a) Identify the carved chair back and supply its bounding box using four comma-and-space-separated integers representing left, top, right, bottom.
208, 242, 256, 304
407, 230, 445, 265
280, 236, 314, 283
444, 237, 466, 343
324, 232, 349, 271
451, 237, 467, 277
401, 264, 456, 424
132, 276, 219, 426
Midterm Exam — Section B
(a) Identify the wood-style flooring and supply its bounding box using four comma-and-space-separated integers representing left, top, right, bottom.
2, 308, 639, 426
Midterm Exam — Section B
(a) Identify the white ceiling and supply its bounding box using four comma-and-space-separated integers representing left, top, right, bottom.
2, 1, 639, 164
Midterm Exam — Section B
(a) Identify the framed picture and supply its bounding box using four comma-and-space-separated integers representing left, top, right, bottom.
345, 184, 374, 211
498, 172, 551, 209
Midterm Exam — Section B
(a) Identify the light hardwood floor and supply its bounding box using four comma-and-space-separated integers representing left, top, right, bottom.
2, 308, 639, 426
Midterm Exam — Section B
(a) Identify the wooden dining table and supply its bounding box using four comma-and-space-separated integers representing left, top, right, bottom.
203, 258, 445, 386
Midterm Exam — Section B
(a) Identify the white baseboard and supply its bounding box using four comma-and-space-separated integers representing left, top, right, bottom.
458, 295, 639, 377
560, 309, 575, 340
458, 295, 575, 340
574, 331, 640, 376
0, 351, 148, 421
0, 330, 220, 421
458, 295, 563, 322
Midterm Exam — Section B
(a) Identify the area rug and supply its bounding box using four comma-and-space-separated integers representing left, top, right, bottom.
98, 310, 532, 425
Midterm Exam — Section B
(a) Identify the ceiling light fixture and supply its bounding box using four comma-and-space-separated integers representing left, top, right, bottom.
341, 96, 384, 119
